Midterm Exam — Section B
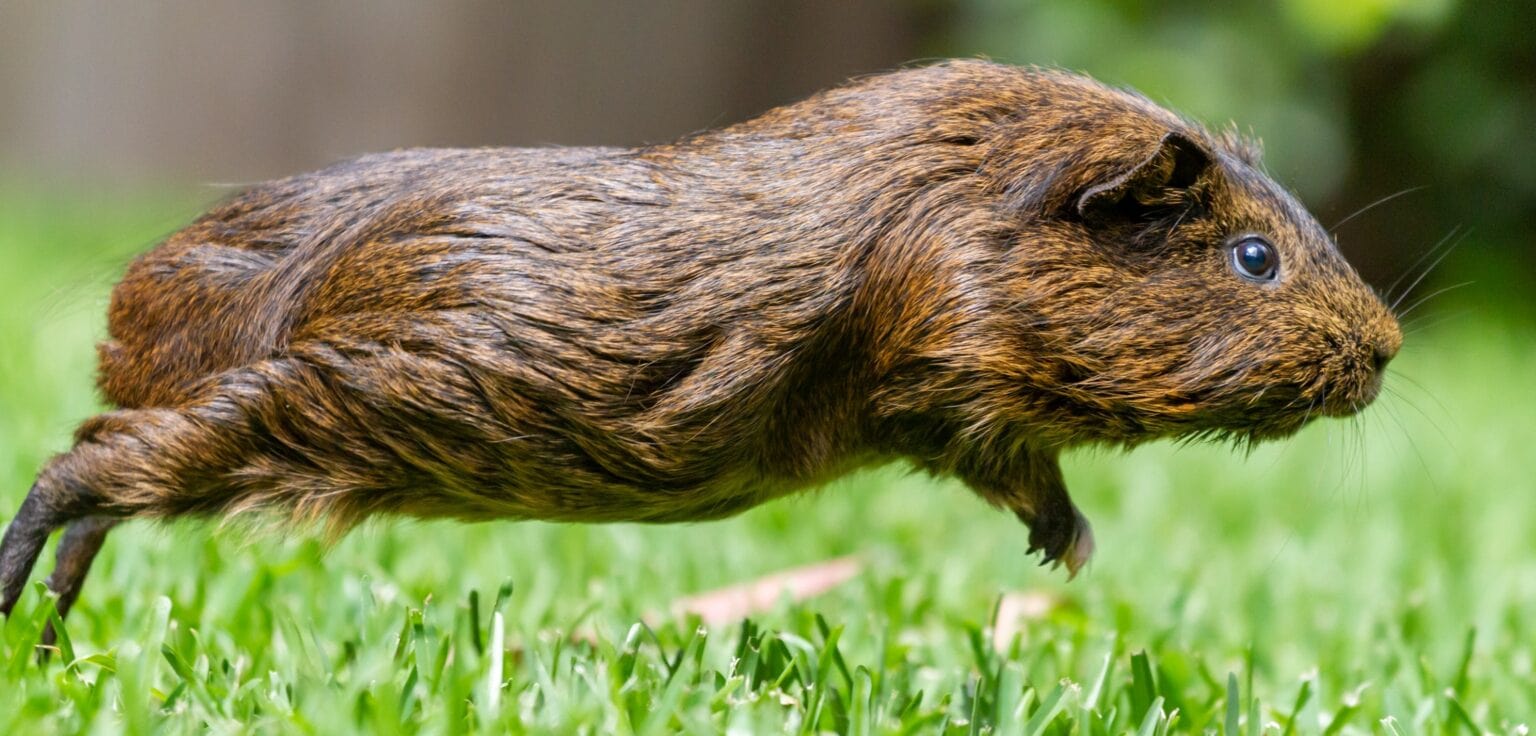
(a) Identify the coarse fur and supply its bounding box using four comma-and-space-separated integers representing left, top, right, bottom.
1, 60, 1401, 628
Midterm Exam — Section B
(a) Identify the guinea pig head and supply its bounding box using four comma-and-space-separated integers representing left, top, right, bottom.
992, 124, 1403, 447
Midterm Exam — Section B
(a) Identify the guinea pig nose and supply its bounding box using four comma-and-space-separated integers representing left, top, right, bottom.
1371, 340, 1398, 373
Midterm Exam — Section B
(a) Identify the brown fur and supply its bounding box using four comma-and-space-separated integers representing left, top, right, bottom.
1, 60, 1401, 623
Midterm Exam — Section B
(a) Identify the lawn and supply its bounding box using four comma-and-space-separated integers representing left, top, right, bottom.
0, 194, 1531, 734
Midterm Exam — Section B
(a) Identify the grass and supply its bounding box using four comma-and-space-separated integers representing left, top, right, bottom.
0, 193, 1532, 734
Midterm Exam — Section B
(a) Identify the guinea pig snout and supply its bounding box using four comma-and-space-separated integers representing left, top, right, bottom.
1318, 319, 1400, 417
1369, 334, 1400, 374
1365, 309, 1404, 375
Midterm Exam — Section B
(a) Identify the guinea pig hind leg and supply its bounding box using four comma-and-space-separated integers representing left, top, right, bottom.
9, 342, 494, 558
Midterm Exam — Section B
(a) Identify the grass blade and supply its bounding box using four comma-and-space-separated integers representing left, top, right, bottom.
1226, 672, 1242, 736
1023, 680, 1075, 736
1135, 696, 1164, 736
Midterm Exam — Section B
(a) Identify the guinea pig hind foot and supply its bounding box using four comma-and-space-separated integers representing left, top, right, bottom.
0, 480, 104, 620
38, 517, 119, 649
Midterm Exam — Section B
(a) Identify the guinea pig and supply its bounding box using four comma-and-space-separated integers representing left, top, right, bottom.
0, 59, 1401, 630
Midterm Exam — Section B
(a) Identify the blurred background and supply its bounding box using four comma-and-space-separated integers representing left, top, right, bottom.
1, 0, 1533, 303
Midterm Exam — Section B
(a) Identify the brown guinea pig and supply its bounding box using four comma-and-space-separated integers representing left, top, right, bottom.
1, 59, 1401, 628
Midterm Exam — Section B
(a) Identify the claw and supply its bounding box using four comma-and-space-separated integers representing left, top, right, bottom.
1021, 504, 1095, 579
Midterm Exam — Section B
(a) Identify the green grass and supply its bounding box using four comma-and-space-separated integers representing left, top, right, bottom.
1, 194, 1532, 734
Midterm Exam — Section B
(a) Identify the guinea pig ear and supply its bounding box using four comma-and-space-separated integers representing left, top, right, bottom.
1075, 131, 1212, 222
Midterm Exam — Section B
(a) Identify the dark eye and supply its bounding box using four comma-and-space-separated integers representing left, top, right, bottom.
1230, 236, 1279, 282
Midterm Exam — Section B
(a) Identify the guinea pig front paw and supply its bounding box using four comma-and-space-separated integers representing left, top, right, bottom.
1021, 505, 1095, 580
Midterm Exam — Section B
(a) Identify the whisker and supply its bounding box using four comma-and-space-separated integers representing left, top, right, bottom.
1382, 382, 1456, 452
1355, 410, 1371, 511
1351, 410, 1366, 500
1394, 281, 1475, 323
1330, 185, 1427, 232
1356, 409, 1391, 519
1400, 309, 1469, 338
1391, 229, 1470, 312
1385, 226, 1462, 304
1382, 390, 1442, 495
1328, 413, 1356, 502
1386, 371, 1456, 428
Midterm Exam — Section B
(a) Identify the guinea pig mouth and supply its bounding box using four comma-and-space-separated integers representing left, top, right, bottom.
1319, 367, 1385, 417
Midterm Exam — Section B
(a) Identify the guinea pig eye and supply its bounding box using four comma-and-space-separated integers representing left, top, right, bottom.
1229, 236, 1279, 282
